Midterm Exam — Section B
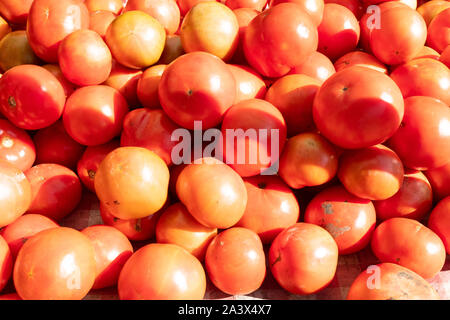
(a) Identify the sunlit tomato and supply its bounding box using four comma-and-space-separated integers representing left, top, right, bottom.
347, 263, 440, 300
413, 46, 440, 60
312, 66, 404, 149
388, 96, 450, 170
265, 74, 321, 137
428, 196, 450, 254
103, 61, 142, 107
105, 11, 166, 69
0, 214, 59, 260
136, 64, 167, 109
235, 175, 299, 244
427, 8, 450, 53
439, 45, 450, 67
225, 0, 267, 10
176, 157, 247, 229
269, 0, 324, 26
0, 0, 33, 25
0, 235, 12, 292
230, 8, 259, 64
0, 161, 31, 228
417, 0, 450, 26
85, 0, 124, 14
0, 65, 66, 130
89, 10, 117, 39
0, 16, 10, 42
333, 51, 388, 74
159, 52, 236, 129
95, 147, 170, 220
269, 223, 338, 295
27, 0, 89, 63
243, 3, 318, 78
63, 85, 129, 146
14, 227, 96, 300
42, 64, 76, 98
288, 51, 336, 83
158, 35, 185, 64
33, 120, 85, 170
0, 293, 21, 300
0, 31, 41, 72
227, 64, 266, 104
177, 0, 215, 16
371, 217, 446, 279
118, 243, 206, 300
424, 162, 450, 202
81, 225, 133, 290
0, 119, 35, 171
124, 0, 180, 35
324, 0, 363, 19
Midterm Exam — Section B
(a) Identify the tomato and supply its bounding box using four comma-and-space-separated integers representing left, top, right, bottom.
0, 65, 66, 130
417, 0, 450, 26
388, 96, 450, 171
136, 64, 167, 109
177, 0, 215, 16
63, 85, 129, 146
225, 0, 267, 10
268, 0, 324, 26
124, 0, 181, 35
33, 120, 86, 170
0, 0, 34, 25
0, 214, 59, 260
81, 225, 133, 290
105, 11, 166, 69
159, 52, 236, 129
243, 3, 318, 78
413, 46, 440, 60
0, 119, 35, 171
0, 293, 21, 300
288, 51, 336, 84
235, 175, 299, 244
42, 64, 76, 98
333, 51, 388, 74
265, 74, 321, 137
0, 161, 31, 228
312, 66, 404, 149
118, 243, 206, 300
230, 8, 259, 64
205, 227, 266, 295
424, 162, 450, 202
176, 157, 247, 229
439, 45, 450, 67
85, 0, 124, 14
158, 35, 185, 64
77, 140, 119, 192
0, 235, 12, 293
347, 263, 440, 300
324, 0, 363, 19
427, 8, 450, 53
27, 0, 90, 63
269, 223, 338, 295
227, 64, 267, 104
95, 147, 170, 220
0, 16, 10, 42
13, 227, 96, 300
0, 31, 41, 72
428, 196, 450, 254
89, 10, 117, 40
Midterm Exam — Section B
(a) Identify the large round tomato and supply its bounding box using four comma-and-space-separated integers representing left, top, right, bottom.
89, 10, 116, 40
85, 0, 124, 14
13, 227, 96, 300
427, 8, 450, 53
428, 196, 450, 254
312, 66, 404, 149
424, 162, 450, 201
268, 0, 324, 26
118, 243, 206, 300
333, 51, 388, 74
136, 64, 167, 109
0, 0, 34, 25
227, 64, 267, 104
417, 0, 450, 26
0, 119, 35, 171
158, 35, 185, 64
288, 51, 336, 84
104, 61, 142, 108
0, 31, 41, 72
0, 235, 12, 293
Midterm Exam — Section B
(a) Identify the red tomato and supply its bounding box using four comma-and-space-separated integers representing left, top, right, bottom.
89, 10, 117, 40
13, 227, 96, 300
0, 293, 21, 300
227, 64, 267, 104
269, 223, 339, 295
235, 175, 300, 244
159, 52, 236, 129
428, 196, 450, 254
312, 66, 404, 149
27, 0, 90, 63
0, 235, 12, 293
0, 0, 34, 25
42, 64, 76, 98
158, 35, 185, 64
417, 0, 450, 26
288, 51, 336, 84
230, 8, 259, 64
333, 51, 388, 74
427, 7, 450, 53
63, 85, 129, 146
324, 0, 363, 19
136, 64, 167, 109
0, 30, 41, 72
269, 0, 324, 26
225, 0, 267, 11
118, 243, 206, 300
440, 45, 450, 67
85, 0, 124, 14
424, 162, 450, 202
413, 45, 440, 60
0, 119, 35, 171
0, 65, 66, 130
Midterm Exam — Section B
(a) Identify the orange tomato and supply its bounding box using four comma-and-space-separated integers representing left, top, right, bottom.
269, 0, 324, 26
230, 7, 259, 64
413, 46, 440, 60
0, 235, 12, 293
428, 196, 450, 254
42, 64, 76, 98
225, 0, 267, 11
333, 51, 388, 74
177, 0, 215, 16
0, 31, 41, 72
89, 10, 117, 39
136, 64, 167, 109
288, 51, 336, 83
85, 0, 124, 14
0, 0, 34, 25
227, 64, 267, 103
427, 7, 450, 53
417, 0, 450, 26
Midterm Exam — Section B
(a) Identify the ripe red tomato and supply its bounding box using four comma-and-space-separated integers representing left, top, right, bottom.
333, 51, 388, 74
136, 64, 167, 109
13, 227, 96, 300
324, 0, 363, 19
0, 65, 66, 130
27, 0, 90, 62
268, 0, 324, 26
243, 3, 318, 78
225, 0, 267, 11
388, 96, 450, 170
417, 0, 450, 26
0, 31, 41, 72
427, 7, 450, 53
85, 0, 124, 14
230, 8, 259, 64
371, 217, 446, 279
424, 162, 450, 202
440, 45, 450, 67
118, 243, 206, 300
0, 293, 21, 300
235, 175, 300, 244
159, 52, 236, 129
63, 85, 129, 146
103, 61, 142, 108
0, 235, 12, 293
0, 119, 35, 171
227, 64, 267, 104
158, 35, 185, 64
41, 64, 76, 98
428, 196, 450, 254
312, 66, 404, 149
269, 223, 338, 295
0, 0, 34, 25
89, 10, 117, 40
288, 51, 336, 84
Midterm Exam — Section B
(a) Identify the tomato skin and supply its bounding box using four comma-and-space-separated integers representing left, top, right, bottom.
0, 0, 34, 25
269, 223, 339, 295
413, 46, 440, 60
158, 35, 185, 65
89, 10, 117, 40
225, 0, 267, 11
42, 64, 76, 98
0, 119, 36, 172
0, 293, 21, 300
230, 8, 259, 65
0, 16, 10, 43
118, 243, 206, 300
0, 65, 66, 130
288, 51, 336, 84
13, 227, 96, 300
347, 263, 440, 300
312, 66, 404, 149
333, 51, 388, 74
103, 61, 142, 108
268, 0, 324, 26
424, 162, 450, 202
136, 64, 167, 109
428, 197, 450, 254
85, 0, 124, 14
427, 8, 450, 53
0, 235, 12, 293
0, 31, 41, 72
371, 217, 446, 280
227, 64, 267, 104
439, 45, 450, 67
324, 0, 363, 19
27, 0, 90, 63
417, 0, 450, 26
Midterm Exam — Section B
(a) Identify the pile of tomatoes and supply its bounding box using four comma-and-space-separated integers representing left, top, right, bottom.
0, 0, 449, 301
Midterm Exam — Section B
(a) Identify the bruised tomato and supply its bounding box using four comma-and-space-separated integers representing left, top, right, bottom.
0, 31, 41, 72
333, 51, 388, 74
0, 235, 12, 293
424, 162, 450, 202
158, 35, 185, 64
136, 64, 167, 109
89, 10, 117, 39
427, 8, 450, 53
288, 51, 336, 83
227, 64, 266, 104
428, 196, 450, 254
0, 119, 35, 172
85, 0, 124, 14
268, 0, 324, 26
0, 0, 33, 25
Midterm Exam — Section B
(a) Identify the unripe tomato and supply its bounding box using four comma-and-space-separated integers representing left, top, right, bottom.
0, 31, 41, 72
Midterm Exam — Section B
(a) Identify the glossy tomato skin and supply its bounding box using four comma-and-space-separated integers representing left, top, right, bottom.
118, 243, 206, 300
227, 64, 267, 104
0, 31, 41, 72
13, 227, 96, 300
312, 66, 404, 149
0, 65, 66, 130
371, 217, 446, 279
325, 0, 363, 19
304, 185, 376, 254
269, 0, 324, 26
269, 223, 339, 295
159, 52, 236, 129
89, 10, 117, 39
0, 0, 33, 25
288, 51, 336, 84
428, 197, 450, 254
417, 0, 450, 26
0, 119, 35, 171
27, 0, 90, 63
243, 3, 318, 78
427, 8, 450, 53
0, 235, 12, 293
63, 85, 129, 146
424, 162, 450, 202
42, 64, 77, 98
333, 51, 388, 74
85, 0, 124, 14
136, 64, 167, 109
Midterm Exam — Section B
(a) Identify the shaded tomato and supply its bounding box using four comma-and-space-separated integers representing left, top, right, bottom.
288, 51, 336, 84
428, 196, 450, 254
158, 35, 185, 64
427, 7, 450, 53
333, 51, 387, 74
0, 31, 41, 72
89, 10, 117, 40
0, 16, 10, 42
324, 0, 363, 19
424, 162, 450, 202
85, 0, 124, 14
0, 0, 33, 25
42, 64, 77, 98
136, 64, 167, 109
177, 0, 215, 16
227, 64, 267, 104
413, 46, 440, 60
225, 0, 267, 10
0, 293, 21, 300
0, 235, 12, 293
268, 0, 324, 26
0, 119, 35, 171
417, 0, 450, 26
230, 7, 259, 64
